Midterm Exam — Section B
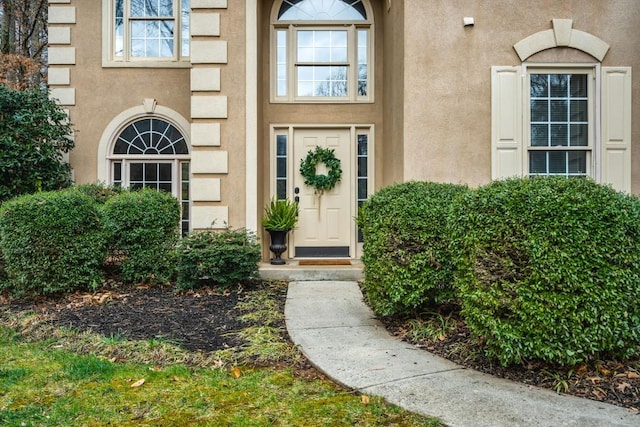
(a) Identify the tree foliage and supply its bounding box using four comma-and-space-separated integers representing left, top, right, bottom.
0, 85, 74, 202
0, 0, 47, 89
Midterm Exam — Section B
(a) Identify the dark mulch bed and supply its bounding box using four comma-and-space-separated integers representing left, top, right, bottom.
381, 312, 640, 411
3, 281, 264, 352
2, 281, 639, 411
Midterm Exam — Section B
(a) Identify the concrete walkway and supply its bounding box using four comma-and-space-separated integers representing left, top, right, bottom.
285, 281, 639, 427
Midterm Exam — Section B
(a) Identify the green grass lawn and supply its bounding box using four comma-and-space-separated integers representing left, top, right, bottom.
0, 282, 442, 426
0, 322, 441, 426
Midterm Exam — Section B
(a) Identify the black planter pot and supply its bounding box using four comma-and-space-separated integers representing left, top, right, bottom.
266, 229, 290, 265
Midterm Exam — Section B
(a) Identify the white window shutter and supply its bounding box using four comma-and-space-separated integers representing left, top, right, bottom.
601, 67, 632, 193
491, 66, 523, 180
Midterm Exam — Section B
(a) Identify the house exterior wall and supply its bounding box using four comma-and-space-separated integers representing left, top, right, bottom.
400, 0, 640, 193
48, 0, 639, 250
382, 0, 405, 186
49, 1, 191, 187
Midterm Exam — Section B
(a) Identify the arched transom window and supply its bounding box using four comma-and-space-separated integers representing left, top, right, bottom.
272, 0, 373, 102
110, 117, 190, 234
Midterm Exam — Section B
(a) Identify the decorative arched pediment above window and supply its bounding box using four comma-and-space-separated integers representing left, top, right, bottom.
278, 0, 367, 21
514, 19, 610, 62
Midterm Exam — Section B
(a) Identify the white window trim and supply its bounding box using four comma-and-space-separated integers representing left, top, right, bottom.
101, 0, 191, 68
522, 63, 598, 178
270, 0, 374, 103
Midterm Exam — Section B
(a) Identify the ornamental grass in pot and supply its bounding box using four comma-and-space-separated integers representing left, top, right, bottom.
262, 197, 298, 265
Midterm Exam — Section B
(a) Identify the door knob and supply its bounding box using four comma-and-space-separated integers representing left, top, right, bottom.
294, 187, 300, 194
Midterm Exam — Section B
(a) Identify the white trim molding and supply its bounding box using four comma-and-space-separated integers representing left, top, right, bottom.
514, 19, 610, 62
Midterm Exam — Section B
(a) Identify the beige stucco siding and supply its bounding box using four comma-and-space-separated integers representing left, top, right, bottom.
401, 0, 640, 192
67, 4, 190, 185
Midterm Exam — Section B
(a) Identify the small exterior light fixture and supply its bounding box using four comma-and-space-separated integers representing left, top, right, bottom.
463, 17, 474, 26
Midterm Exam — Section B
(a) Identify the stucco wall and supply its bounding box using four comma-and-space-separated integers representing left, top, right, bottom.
217, 2, 248, 228
67, 4, 191, 185
401, 0, 640, 192
382, 0, 405, 186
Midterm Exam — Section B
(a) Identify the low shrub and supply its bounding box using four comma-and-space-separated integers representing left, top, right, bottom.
358, 181, 469, 316
0, 189, 106, 296
177, 227, 261, 290
449, 177, 640, 366
75, 183, 123, 204
102, 188, 180, 283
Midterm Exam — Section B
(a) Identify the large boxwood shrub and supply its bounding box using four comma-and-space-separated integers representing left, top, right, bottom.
177, 227, 261, 290
450, 177, 640, 366
0, 189, 106, 296
358, 181, 469, 316
102, 188, 180, 283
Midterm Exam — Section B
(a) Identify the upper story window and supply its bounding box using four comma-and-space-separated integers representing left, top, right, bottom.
108, 0, 190, 65
272, 0, 373, 103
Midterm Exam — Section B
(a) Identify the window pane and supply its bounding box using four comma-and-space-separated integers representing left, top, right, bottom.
550, 124, 568, 146
276, 135, 287, 156
530, 100, 548, 122
296, 31, 347, 63
570, 74, 587, 97
550, 74, 568, 97
158, 182, 172, 192
531, 124, 548, 146
181, 0, 190, 56
277, 180, 287, 200
145, 163, 158, 181
529, 151, 546, 174
131, 21, 174, 57
550, 100, 567, 122
570, 124, 588, 146
113, 162, 122, 182
276, 158, 287, 178
568, 151, 587, 174
182, 202, 189, 219
530, 74, 548, 97
357, 135, 368, 155
570, 100, 588, 122
159, 163, 172, 181
548, 151, 566, 174
278, 0, 367, 20
130, 163, 143, 181
358, 178, 367, 199
297, 66, 348, 97
357, 157, 367, 176
131, 0, 173, 17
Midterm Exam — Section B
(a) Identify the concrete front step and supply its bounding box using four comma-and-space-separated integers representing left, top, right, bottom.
258, 260, 363, 282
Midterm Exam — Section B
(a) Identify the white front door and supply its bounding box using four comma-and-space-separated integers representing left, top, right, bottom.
292, 128, 352, 257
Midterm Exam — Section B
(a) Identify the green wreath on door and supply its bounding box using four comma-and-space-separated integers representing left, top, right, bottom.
299, 146, 342, 192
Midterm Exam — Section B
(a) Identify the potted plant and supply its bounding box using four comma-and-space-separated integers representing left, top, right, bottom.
262, 197, 298, 265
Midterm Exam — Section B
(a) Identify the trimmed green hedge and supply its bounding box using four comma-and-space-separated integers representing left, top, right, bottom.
358, 181, 469, 316
177, 227, 261, 290
102, 188, 180, 283
0, 189, 106, 296
449, 177, 640, 366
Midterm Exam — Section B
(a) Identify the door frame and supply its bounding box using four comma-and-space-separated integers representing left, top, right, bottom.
269, 124, 375, 259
